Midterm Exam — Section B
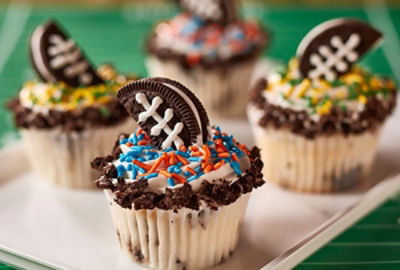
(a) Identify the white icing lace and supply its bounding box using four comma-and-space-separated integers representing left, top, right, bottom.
308, 34, 360, 81
135, 93, 184, 149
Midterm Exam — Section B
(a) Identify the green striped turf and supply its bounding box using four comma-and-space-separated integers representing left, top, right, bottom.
295, 194, 400, 270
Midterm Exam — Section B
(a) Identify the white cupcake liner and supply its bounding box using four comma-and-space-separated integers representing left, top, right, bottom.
21, 119, 135, 189
105, 190, 250, 270
248, 106, 380, 193
146, 56, 257, 118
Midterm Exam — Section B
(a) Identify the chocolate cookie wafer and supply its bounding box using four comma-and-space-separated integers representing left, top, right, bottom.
30, 20, 104, 87
117, 77, 210, 149
297, 18, 383, 80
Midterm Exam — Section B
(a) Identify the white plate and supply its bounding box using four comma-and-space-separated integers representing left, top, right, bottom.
0, 99, 399, 270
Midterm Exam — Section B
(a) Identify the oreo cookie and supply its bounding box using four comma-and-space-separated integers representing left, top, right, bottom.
117, 77, 210, 149
297, 18, 383, 81
176, 0, 237, 24
30, 20, 104, 87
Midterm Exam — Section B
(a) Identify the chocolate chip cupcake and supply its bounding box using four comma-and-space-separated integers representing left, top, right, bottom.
146, 0, 267, 117
92, 77, 264, 269
7, 20, 137, 189
248, 18, 397, 193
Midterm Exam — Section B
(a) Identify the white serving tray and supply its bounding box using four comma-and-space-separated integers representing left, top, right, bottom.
0, 97, 399, 270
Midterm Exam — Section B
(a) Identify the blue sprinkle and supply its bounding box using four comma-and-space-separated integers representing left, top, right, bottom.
134, 164, 146, 173
168, 166, 176, 173
188, 174, 200, 182
188, 157, 202, 162
120, 138, 128, 145
138, 134, 144, 140
176, 151, 190, 158
137, 157, 145, 162
175, 162, 183, 167
117, 165, 126, 178
207, 141, 213, 146
168, 178, 175, 187
229, 161, 242, 175
144, 173, 158, 179
131, 168, 137, 179
125, 157, 133, 163
127, 164, 133, 171
210, 152, 218, 158
195, 165, 202, 173
131, 134, 138, 144
174, 167, 182, 174
184, 171, 191, 177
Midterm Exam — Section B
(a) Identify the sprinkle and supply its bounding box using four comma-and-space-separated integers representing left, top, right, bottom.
191, 151, 203, 157
358, 95, 368, 104
133, 160, 151, 171
144, 172, 159, 179
169, 152, 177, 165
232, 152, 239, 162
176, 155, 189, 165
188, 157, 202, 162
148, 157, 164, 173
295, 78, 311, 98
168, 178, 175, 187
218, 152, 230, 158
186, 167, 196, 175
213, 160, 225, 169
172, 173, 186, 183
204, 164, 213, 173
188, 174, 200, 182
117, 165, 126, 177
159, 170, 173, 178
229, 161, 242, 175
202, 145, 211, 160
179, 145, 187, 152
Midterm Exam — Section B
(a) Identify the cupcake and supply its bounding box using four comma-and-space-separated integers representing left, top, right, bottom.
92, 77, 264, 269
7, 20, 137, 189
146, 0, 267, 117
248, 18, 397, 193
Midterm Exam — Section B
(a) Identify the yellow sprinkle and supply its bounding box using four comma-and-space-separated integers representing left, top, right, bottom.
311, 96, 320, 105
358, 95, 367, 104
342, 74, 363, 85
387, 80, 396, 91
336, 89, 347, 99
295, 79, 311, 98
370, 77, 381, 90
316, 100, 332, 115
288, 58, 299, 72
318, 79, 331, 90
284, 86, 295, 99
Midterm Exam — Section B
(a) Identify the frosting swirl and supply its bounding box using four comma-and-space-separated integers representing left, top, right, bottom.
111, 126, 251, 192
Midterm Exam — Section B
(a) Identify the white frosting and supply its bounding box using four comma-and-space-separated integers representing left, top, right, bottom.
180, 0, 222, 21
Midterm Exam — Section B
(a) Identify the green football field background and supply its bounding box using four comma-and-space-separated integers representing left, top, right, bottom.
0, 3, 399, 269
0, 3, 399, 148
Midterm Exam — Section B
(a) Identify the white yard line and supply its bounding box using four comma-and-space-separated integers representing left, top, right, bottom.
0, 2, 31, 75
364, 0, 400, 83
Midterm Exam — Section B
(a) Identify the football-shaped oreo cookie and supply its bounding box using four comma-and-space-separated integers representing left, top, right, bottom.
117, 77, 210, 149
30, 20, 104, 87
176, 0, 237, 24
297, 18, 383, 81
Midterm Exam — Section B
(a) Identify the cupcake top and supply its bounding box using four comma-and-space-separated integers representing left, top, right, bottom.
147, 0, 266, 68
8, 21, 136, 131
249, 18, 397, 138
93, 77, 264, 210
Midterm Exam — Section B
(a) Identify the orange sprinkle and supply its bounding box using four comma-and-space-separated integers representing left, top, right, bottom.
172, 173, 186, 183
215, 139, 222, 145
179, 145, 187, 152
204, 164, 213, 173
186, 167, 196, 175
202, 145, 211, 160
148, 157, 164, 173
191, 151, 203, 157
138, 141, 147, 146
232, 153, 239, 162
213, 160, 225, 170
176, 155, 189, 165
218, 152, 229, 158
169, 152, 177, 165
162, 152, 169, 167
159, 170, 172, 178
191, 146, 199, 152
201, 162, 207, 169
126, 142, 133, 147
133, 160, 151, 170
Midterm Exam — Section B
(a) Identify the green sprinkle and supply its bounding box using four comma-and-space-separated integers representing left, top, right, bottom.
99, 106, 110, 117
289, 79, 302, 86
340, 104, 347, 112
31, 96, 39, 104
348, 86, 358, 99
331, 79, 345, 87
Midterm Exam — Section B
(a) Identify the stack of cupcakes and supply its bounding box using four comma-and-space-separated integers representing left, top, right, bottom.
8, 21, 137, 189
146, 0, 267, 117
248, 18, 397, 192
92, 77, 264, 269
